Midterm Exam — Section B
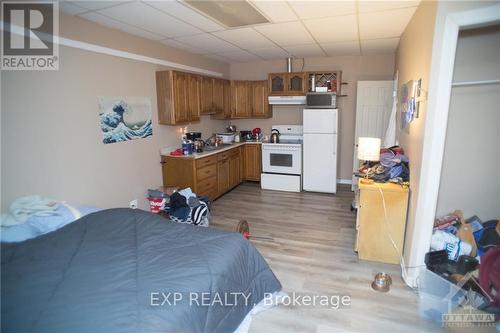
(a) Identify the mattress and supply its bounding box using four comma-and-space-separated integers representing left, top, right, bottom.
1, 208, 281, 333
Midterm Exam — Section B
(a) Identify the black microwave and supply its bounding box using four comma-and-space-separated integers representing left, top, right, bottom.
306, 92, 337, 108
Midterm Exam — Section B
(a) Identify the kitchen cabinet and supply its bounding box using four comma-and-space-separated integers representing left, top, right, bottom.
356, 180, 409, 264
200, 76, 215, 114
268, 72, 307, 96
187, 74, 201, 122
161, 146, 248, 201
307, 71, 343, 94
212, 78, 225, 114
156, 71, 200, 125
250, 80, 272, 118
269, 73, 285, 95
231, 80, 251, 118
243, 144, 261, 181
229, 149, 241, 188
157, 70, 272, 123
211, 79, 232, 120
217, 159, 230, 195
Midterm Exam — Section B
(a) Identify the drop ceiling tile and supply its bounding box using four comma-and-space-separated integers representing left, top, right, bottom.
60, 2, 88, 15
359, 7, 417, 39
213, 27, 275, 49
144, 1, 224, 32
254, 21, 314, 46
304, 15, 358, 43
80, 12, 166, 40
204, 53, 231, 63
288, 1, 357, 19
282, 44, 325, 58
321, 40, 360, 56
216, 50, 261, 62
175, 33, 241, 53
67, 1, 131, 11
358, 1, 420, 13
97, 2, 202, 38
250, 46, 289, 60
361, 38, 400, 54
160, 39, 210, 54
250, 0, 298, 23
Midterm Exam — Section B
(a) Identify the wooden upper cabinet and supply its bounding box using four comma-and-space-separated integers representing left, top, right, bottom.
250, 81, 271, 118
187, 74, 200, 122
231, 80, 251, 118
222, 80, 231, 118
211, 79, 231, 120
157, 70, 277, 124
287, 72, 307, 94
268, 72, 308, 96
212, 78, 224, 114
200, 76, 214, 114
156, 70, 200, 125
269, 73, 285, 95
173, 72, 189, 123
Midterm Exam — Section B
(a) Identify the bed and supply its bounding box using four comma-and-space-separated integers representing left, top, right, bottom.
1, 208, 281, 332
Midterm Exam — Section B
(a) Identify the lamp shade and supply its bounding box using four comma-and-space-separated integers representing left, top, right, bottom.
358, 137, 381, 161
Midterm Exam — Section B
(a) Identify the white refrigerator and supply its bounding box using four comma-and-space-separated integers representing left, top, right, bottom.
303, 108, 338, 193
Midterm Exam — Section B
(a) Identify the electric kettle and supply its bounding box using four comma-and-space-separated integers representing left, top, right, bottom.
270, 129, 280, 143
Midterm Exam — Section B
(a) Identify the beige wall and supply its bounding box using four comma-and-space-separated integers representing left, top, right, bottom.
1, 15, 230, 211
436, 27, 500, 220
230, 54, 396, 180
394, 0, 437, 263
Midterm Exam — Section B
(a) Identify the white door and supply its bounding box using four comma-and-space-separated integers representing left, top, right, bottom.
352, 81, 394, 190
303, 109, 337, 134
303, 133, 337, 193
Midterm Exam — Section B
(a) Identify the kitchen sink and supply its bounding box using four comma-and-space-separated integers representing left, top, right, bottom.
203, 144, 233, 152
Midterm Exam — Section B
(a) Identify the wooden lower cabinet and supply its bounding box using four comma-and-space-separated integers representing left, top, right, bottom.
243, 144, 262, 181
217, 159, 230, 195
161, 146, 253, 201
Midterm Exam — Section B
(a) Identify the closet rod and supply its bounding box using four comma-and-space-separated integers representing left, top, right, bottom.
452, 79, 500, 87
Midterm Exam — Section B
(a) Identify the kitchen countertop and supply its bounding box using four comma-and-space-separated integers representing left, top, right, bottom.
160, 141, 263, 159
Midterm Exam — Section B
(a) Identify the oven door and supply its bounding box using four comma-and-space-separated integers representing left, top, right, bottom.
262, 145, 302, 175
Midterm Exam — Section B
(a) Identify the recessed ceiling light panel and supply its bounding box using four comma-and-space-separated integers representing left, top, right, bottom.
183, 0, 269, 28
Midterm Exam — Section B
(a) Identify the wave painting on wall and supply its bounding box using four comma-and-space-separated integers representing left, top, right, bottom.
98, 96, 153, 144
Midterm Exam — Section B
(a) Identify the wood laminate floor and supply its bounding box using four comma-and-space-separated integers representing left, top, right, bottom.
210, 183, 441, 333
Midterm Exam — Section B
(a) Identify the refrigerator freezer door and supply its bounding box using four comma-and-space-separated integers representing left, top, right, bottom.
303, 108, 337, 134
303, 133, 337, 193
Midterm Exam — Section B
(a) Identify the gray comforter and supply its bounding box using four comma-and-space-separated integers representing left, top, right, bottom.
1, 208, 281, 333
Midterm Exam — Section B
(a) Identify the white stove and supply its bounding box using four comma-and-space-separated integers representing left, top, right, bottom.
261, 125, 303, 192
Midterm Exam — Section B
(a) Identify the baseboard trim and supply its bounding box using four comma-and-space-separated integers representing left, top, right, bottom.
337, 179, 352, 185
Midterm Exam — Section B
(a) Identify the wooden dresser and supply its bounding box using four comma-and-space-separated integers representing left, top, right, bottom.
355, 180, 409, 264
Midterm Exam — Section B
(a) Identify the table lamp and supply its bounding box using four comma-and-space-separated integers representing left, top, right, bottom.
357, 137, 381, 184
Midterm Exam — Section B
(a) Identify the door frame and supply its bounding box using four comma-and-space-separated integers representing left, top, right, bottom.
352, 80, 394, 190
404, 3, 500, 287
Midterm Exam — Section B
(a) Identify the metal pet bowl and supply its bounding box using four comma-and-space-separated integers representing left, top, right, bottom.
371, 272, 392, 292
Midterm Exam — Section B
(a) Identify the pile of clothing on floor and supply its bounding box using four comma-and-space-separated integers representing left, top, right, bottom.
426, 209, 500, 318
358, 145, 409, 184
161, 188, 210, 227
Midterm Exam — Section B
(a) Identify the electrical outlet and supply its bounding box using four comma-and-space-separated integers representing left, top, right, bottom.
129, 199, 138, 209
